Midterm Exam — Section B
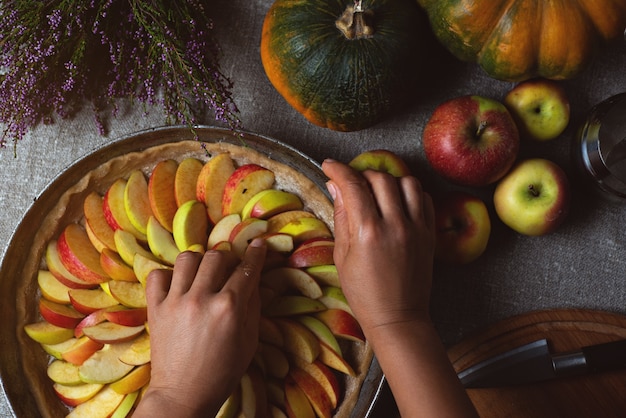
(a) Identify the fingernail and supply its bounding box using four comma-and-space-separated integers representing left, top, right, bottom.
249, 238, 265, 248
323, 158, 337, 164
326, 181, 337, 200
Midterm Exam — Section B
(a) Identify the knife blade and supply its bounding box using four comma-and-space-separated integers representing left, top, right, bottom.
458, 338, 626, 388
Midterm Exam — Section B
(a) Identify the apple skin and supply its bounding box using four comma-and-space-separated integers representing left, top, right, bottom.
423, 95, 520, 187
349, 149, 411, 177
504, 78, 570, 141
494, 158, 570, 236
433, 191, 491, 264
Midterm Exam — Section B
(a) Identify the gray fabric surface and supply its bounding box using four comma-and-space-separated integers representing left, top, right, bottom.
1, 0, 625, 416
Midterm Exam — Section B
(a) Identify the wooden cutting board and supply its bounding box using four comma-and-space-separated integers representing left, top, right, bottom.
448, 309, 626, 418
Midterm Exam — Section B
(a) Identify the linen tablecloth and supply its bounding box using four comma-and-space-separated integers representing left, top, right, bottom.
1, 0, 625, 416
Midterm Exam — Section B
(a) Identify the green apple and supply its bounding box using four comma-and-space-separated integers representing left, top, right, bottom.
241, 189, 304, 220
349, 149, 411, 177
504, 78, 570, 141
494, 158, 570, 236
433, 191, 491, 264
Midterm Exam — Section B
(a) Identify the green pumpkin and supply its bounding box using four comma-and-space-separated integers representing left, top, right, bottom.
417, 0, 626, 81
261, 0, 428, 132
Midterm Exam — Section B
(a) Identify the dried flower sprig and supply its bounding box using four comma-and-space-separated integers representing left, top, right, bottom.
0, 0, 241, 152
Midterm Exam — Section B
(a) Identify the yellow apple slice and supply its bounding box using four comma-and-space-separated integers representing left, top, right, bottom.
266, 210, 316, 233
54, 382, 104, 407
262, 232, 294, 253
124, 170, 153, 235
240, 366, 268, 418
278, 217, 332, 243
296, 316, 342, 356
69, 288, 120, 315
108, 280, 147, 308
319, 286, 353, 315
207, 213, 241, 249
274, 318, 320, 363
175, 157, 204, 207
82, 322, 145, 344
305, 265, 340, 287
270, 404, 288, 418
148, 159, 178, 232
99, 248, 137, 282
264, 295, 326, 317
57, 223, 110, 284
196, 153, 235, 224
318, 341, 355, 376
262, 267, 323, 299
79, 343, 135, 384
66, 385, 125, 417
229, 218, 268, 257
24, 321, 74, 345
289, 365, 333, 418
110, 390, 140, 418
260, 342, 289, 379
103, 178, 147, 241
241, 189, 303, 220
84, 191, 116, 252
110, 363, 151, 395
146, 216, 180, 265
172, 200, 209, 252
222, 163, 276, 216
38, 269, 72, 304
46, 240, 95, 289
216, 388, 241, 418
284, 377, 315, 418
43, 337, 81, 360
259, 316, 284, 347
118, 332, 151, 366
114, 229, 157, 267
133, 253, 171, 286
47, 360, 82, 386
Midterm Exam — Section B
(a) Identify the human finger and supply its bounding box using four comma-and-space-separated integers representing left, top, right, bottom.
168, 251, 203, 295
399, 176, 425, 223
361, 170, 406, 220
145, 268, 173, 306
224, 239, 266, 299
192, 250, 239, 294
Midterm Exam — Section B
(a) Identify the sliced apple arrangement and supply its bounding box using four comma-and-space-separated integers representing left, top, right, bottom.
23, 150, 367, 418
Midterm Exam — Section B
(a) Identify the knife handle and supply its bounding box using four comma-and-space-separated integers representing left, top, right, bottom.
582, 339, 626, 372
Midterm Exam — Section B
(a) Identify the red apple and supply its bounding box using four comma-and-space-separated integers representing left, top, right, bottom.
494, 158, 570, 236
423, 95, 520, 187
433, 191, 491, 264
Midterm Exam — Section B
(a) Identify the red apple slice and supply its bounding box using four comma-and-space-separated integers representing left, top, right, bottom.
260, 342, 290, 379
222, 164, 276, 216
175, 157, 204, 207
315, 308, 365, 343
39, 299, 85, 329
61, 336, 104, 365
196, 153, 236, 224
288, 244, 335, 269
284, 376, 315, 418
46, 240, 96, 289
104, 307, 147, 327
84, 191, 116, 252
69, 288, 120, 315
38, 269, 72, 304
75, 308, 111, 338
54, 382, 104, 407
83, 322, 145, 344
172, 200, 209, 252
57, 224, 110, 284
148, 159, 178, 232
42, 337, 81, 360
229, 218, 268, 257
99, 248, 137, 282
289, 366, 333, 418
146, 216, 180, 265
103, 178, 146, 241
262, 267, 323, 299
124, 170, 153, 235
65, 385, 125, 416
290, 357, 341, 409
108, 280, 147, 308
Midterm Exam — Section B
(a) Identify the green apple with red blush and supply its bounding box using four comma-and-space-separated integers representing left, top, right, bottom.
494, 158, 570, 236
349, 149, 411, 177
423, 95, 519, 187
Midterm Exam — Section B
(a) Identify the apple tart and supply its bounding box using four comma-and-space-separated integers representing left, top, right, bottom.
12, 128, 375, 418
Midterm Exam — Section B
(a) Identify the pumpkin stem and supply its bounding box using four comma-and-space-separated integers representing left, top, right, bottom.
335, 1, 375, 40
